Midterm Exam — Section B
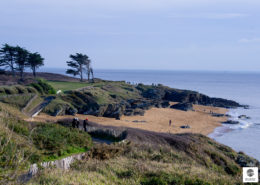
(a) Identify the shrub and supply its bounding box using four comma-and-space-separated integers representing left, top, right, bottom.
30, 79, 56, 95
30, 83, 44, 94
37, 79, 56, 94
8, 119, 30, 137
4, 87, 17, 95
26, 86, 37, 93
0, 87, 5, 94
32, 123, 92, 159
15, 85, 28, 94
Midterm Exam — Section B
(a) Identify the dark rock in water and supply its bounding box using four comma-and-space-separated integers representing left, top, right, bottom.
180, 125, 191, 129
225, 114, 232, 118
238, 115, 250, 119
222, 120, 239, 124
211, 113, 225, 117
170, 103, 193, 111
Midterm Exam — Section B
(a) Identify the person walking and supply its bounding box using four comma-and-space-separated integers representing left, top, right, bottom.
169, 120, 172, 126
72, 117, 76, 128
76, 117, 80, 128
83, 117, 89, 132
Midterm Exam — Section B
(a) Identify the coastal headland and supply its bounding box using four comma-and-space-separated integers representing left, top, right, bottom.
1, 72, 258, 185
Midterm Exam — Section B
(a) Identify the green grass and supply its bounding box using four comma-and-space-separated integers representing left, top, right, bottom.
0, 94, 35, 110
47, 81, 91, 91
0, 106, 92, 164
42, 97, 75, 116
23, 95, 44, 113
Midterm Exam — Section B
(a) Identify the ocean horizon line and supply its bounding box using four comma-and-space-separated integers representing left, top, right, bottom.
39, 67, 260, 74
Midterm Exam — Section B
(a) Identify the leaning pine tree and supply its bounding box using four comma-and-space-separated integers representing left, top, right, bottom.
66, 53, 91, 82
15, 46, 29, 81
0, 44, 17, 76
28, 52, 44, 78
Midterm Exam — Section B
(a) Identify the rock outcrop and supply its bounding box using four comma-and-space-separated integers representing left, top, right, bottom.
170, 103, 193, 111
52, 82, 243, 119
222, 120, 240, 124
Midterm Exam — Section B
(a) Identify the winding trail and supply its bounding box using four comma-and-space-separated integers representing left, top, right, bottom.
28, 96, 55, 117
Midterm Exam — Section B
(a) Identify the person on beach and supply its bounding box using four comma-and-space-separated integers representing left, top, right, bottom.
83, 117, 89, 132
169, 120, 172, 126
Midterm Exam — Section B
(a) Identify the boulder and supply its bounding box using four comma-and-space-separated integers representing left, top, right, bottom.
103, 104, 125, 119
211, 113, 225, 117
170, 103, 193, 111
164, 89, 242, 108
180, 125, 191, 129
65, 107, 77, 116
222, 120, 239, 124
124, 109, 134, 116
238, 115, 250, 119
160, 101, 170, 108
133, 108, 145, 116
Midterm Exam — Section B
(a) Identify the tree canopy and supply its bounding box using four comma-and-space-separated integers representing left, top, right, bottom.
66, 53, 93, 82
28, 52, 44, 77
0, 44, 44, 79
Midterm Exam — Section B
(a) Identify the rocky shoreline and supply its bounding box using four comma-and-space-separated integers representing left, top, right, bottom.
48, 81, 245, 119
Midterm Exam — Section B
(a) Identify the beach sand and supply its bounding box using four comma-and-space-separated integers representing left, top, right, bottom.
31, 103, 227, 136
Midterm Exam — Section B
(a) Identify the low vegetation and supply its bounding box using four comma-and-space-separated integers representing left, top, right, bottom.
47, 81, 91, 92
0, 105, 92, 184
0, 73, 257, 185
28, 142, 243, 185
30, 79, 56, 95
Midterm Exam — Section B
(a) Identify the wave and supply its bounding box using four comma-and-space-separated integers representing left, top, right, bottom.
209, 108, 254, 138
226, 109, 253, 130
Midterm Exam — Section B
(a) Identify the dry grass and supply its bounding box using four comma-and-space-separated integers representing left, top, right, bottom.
27, 142, 242, 185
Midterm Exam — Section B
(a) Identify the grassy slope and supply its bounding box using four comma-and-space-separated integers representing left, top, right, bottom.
47, 81, 91, 91
28, 141, 243, 185
1, 77, 259, 185
0, 103, 92, 184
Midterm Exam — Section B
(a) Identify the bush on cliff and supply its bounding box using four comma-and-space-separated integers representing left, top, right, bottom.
32, 123, 92, 160
30, 79, 56, 95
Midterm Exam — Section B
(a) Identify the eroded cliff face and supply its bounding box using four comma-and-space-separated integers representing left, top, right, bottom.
45, 82, 243, 119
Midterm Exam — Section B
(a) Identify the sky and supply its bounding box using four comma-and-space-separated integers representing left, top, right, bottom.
0, 0, 260, 71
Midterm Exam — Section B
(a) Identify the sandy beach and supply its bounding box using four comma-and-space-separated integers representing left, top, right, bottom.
31, 103, 228, 136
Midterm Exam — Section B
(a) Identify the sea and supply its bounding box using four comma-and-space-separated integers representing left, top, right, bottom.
41, 68, 260, 161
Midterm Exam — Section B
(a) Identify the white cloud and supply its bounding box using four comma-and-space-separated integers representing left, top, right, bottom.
239, 38, 260, 43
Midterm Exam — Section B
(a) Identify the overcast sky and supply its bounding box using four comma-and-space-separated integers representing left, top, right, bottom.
1, 0, 260, 71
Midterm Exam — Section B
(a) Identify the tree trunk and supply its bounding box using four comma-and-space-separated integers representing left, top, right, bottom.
80, 65, 83, 82
11, 66, 15, 77
20, 69, 24, 81
33, 67, 36, 78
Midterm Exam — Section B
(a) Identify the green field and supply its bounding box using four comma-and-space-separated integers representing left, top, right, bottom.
47, 81, 91, 91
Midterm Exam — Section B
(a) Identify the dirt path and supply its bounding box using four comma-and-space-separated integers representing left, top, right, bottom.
28, 96, 54, 117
